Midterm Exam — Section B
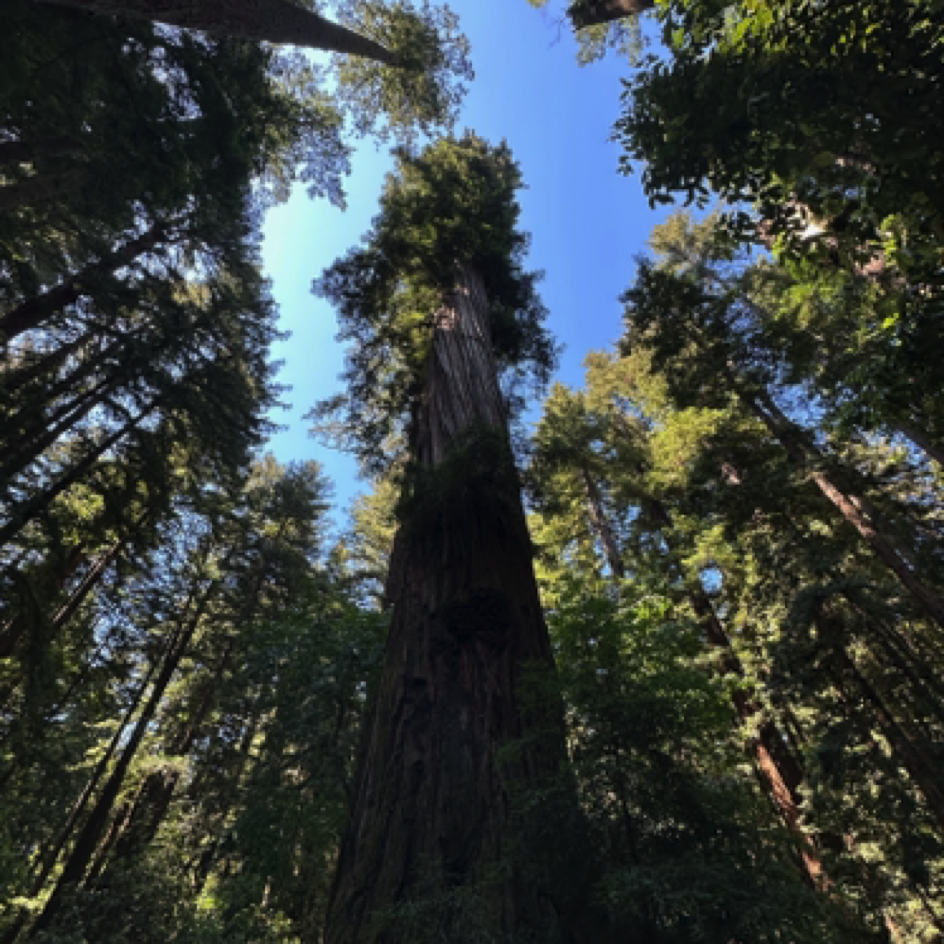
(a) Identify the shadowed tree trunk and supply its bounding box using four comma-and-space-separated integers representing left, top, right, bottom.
568, 0, 653, 30
26, 576, 216, 940
0, 538, 121, 659
32, 0, 400, 64
0, 398, 157, 549
898, 422, 944, 468
324, 264, 570, 944
724, 370, 944, 628
0, 650, 158, 944
0, 223, 165, 341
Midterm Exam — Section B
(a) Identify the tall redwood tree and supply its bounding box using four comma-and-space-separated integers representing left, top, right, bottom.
313, 135, 572, 943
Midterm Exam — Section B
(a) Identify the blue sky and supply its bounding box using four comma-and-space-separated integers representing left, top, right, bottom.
261, 0, 669, 518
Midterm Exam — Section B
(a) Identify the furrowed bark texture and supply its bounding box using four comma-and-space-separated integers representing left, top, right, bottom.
32, 0, 398, 64
324, 264, 567, 944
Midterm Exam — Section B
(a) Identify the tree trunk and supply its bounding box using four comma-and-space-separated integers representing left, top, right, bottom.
579, 467, 624, 578
0, 539, 120, 659
0, 333, 90, 395
568, 0, 653, 30
107, 636, 237, 863
0, 378, 117, 481
898, 422, 944, 468
642, 494, 820, 882
824, 616, 944, 832
26, 582, 213, 939
732, 379, 944, 628
0, 400, 156, 549
0, 224, 164, 341
0, 652, 158, 944
32, 0, 399, 64
324, 264, 570, 944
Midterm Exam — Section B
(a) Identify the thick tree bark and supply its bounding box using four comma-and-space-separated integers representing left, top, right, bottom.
0, 224, 165, 341
32, 0, 399, 65
568, 0, 653, 30
324, 264, 569, 944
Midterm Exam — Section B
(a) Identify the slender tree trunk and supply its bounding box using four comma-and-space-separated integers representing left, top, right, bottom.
579, 467, 625, 577
32, 0, 399, 64
731, 378, 944, 627
0, 653, 158, 944
0, 224, 165, 341
107, 635, 237, 863
641, 494, 819, 882
324, 264, 570, 944
0, 539, 119, 659
26, 582, 213, 939
0, 378, 117, 481
0, 168, 84, 213
0, 399, 156, 549
0, 334, 90, 394
820, 609, 944, 831
898, 422, 944, 467
568, 0, 653, 30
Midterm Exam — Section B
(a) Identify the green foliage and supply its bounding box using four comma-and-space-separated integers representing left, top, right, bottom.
332, 0, 474, 145
526, 573, 848, 943
524, 0, 646, 66
311, 134, 556, 476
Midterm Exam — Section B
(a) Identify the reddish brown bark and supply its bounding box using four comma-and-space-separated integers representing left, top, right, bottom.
325, 265, 569, 944
731, 378, 944, 628
580, 467, 625, 577
641, 494, 820, 880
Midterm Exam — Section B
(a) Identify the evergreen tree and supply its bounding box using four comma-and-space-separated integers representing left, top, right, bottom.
313, 134, 572, 944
